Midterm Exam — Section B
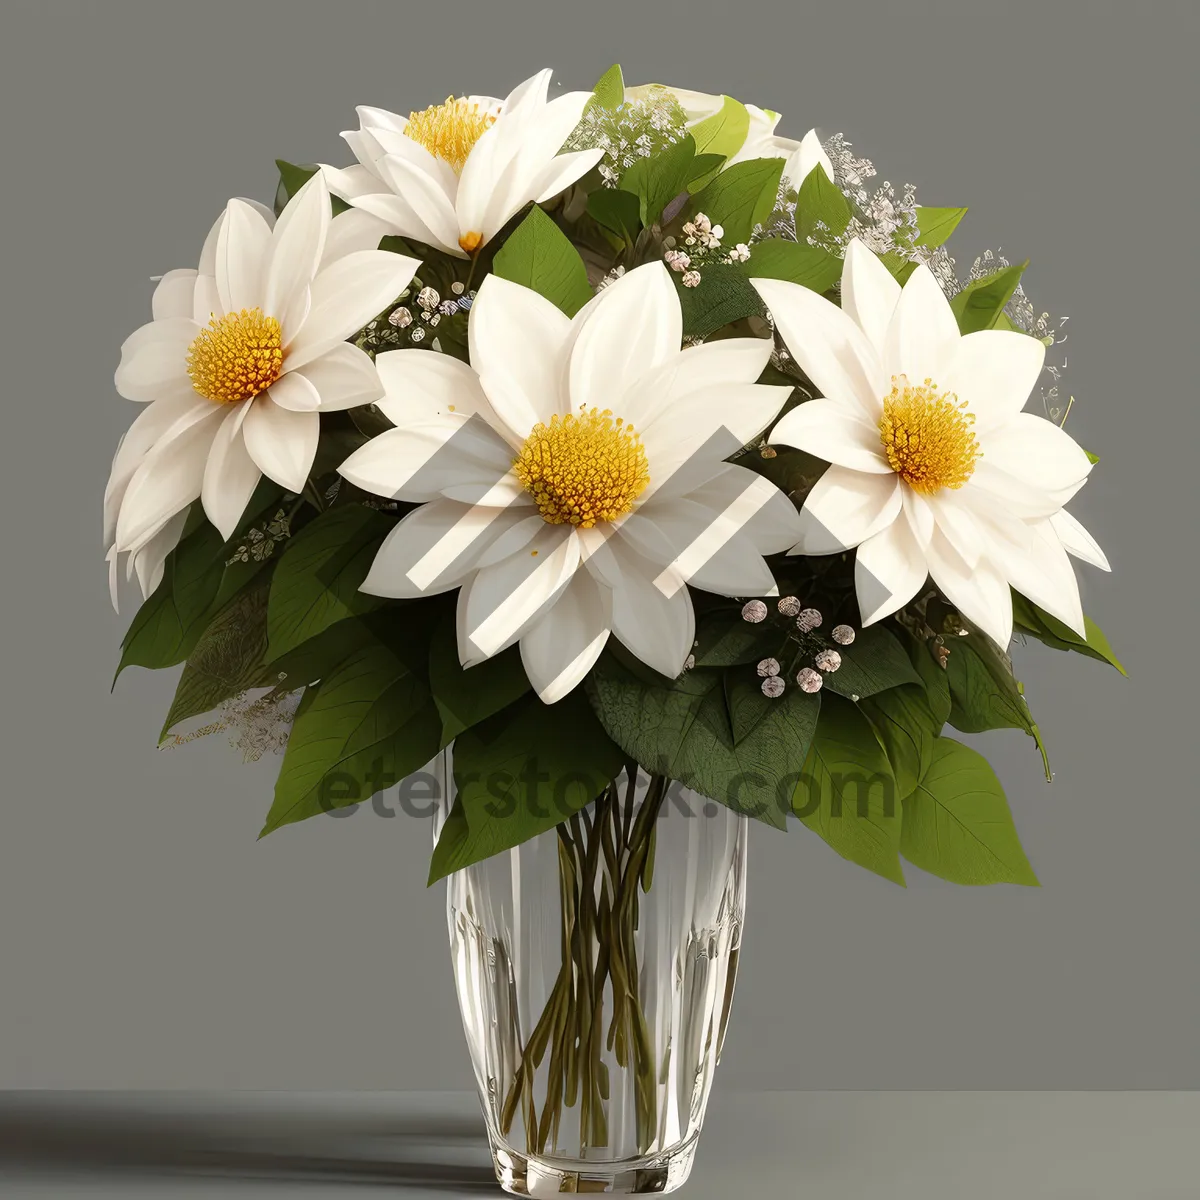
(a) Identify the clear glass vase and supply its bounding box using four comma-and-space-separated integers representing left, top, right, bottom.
433, 757, 748, 1196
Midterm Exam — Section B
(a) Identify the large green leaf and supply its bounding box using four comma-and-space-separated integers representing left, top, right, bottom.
901, 737, 1038, 886
428, 616, 532, 745
822, 625, 923, 701
689, 157, 783, 245
266, 504, 392, 662
914, 206, 967, 249
260, 637, 442, 835
794, 694, 904, 885
691, 611, 777, 668
587, 188, 642, 243
687, 95, 749, 187
492, 205, 593, 317
860, 682, 941, 800
620, 134, 699, 227
944, 631, 1051, 779
1012, 593, 1125, 675
428, 690, 624, 882
590, 63, 624, 110
744, 239, 841, 292
950, 261, 1027, 334
796, 165, 852, 244
676, 261, 765, 338
587, 659, 818, 830
160, 576, 274, 740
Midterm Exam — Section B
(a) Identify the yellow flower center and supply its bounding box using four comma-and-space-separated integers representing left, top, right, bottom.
186, 308, 283, 405
878, 375, 980, 493
405, 96, 496, 172
513, 409, 650, 528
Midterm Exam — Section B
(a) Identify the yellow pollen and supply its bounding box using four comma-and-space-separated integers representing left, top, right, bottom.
878, 374, 981, 494
513, 409, 650, 528
459, 231, 484, 254
187, 308, 283, 405
406, 96, 496, 172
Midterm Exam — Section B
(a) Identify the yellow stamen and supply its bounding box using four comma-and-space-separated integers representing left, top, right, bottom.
514, 409, 650, 528
186, 308, 283, 405
458, 231, 484, 254
406, 96, 495, 172
878, 374, 980, 494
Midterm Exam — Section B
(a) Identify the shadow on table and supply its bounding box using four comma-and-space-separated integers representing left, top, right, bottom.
0, 1093, 496, 1191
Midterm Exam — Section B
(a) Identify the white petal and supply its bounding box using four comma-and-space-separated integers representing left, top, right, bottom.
338, 415, 517, 504
371, 153, 462, 251
981, 514, 1087, 637
794, 465, 903, 554
602, 540, 695, 679
884, 262, 961, 383
192, 274, 221, 326
263, 173, 331, 328
114, 318, 198, 403
783, 129, 835, 188
290, 342, 384, 412
349, 190, 462, 257
926, 529, 1014, 647
770, 398, 892, 473
841, 239, 901, 359
979, 412, 1093, 497
1049, 508, 1110, 571
215, 199, 273, 314
469, 274, 573, 437
569, 262, 682, 415
458, 524, 579, 665
361, 500, 529, 598
926, 491, 984, 568
531, 146, 606, 204
321, 161, 385, 201
114, 406, 224, 550
750, 276, 885, 413
286, 249, 421, 370
241, 393, 319, 492
266, 370, 322, 412
967, 458, 1080, 519
854, 515, 930, 625
319, 208, 391, 270
200, 405, 261, 540
374, 348, 499, 428
152, 269, 199, 321
941, 329, 1046, 433
520, 569, 613, 703
132, 508, 189, 599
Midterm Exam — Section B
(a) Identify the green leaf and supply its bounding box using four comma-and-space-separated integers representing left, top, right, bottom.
914, 206, 967, 249
687, 96, 750, 188
587, 188, 642, 243
274, 159, 350, 217
794, 695, 904, 885
160, 576, 274, 739
691, 611, 777, 668
590, 63, 625, 111
260, 637, 441, 834
492, 205, 593, 317
860, 682, 941, 800
901, 738, 1038, 886
744, 239, 841, 292
1011, 593, 1125, 674
266, 504, 393, 662
620, 134, 698, 227
796, 165, 852, 244
268, 614, 384, 689
428, 690, 624, 882
689, 157, 783, 245
822, 625, 923, 701
428, 616, 531, 746
950, 261, 1028, 334
944, 632, 1051, 779
675, 261, 765, 338
587, 658, 819, 830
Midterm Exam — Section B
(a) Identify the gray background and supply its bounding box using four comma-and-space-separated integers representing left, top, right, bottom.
1, 0, 1196, 1093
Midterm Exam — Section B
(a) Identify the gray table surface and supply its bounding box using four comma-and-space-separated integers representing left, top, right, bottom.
1, 1090, 1194, 1197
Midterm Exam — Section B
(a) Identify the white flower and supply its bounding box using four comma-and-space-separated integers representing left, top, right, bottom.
322, 69, 604, 259
751, 240, 1107, 647
338, 263, 801, 702
625, 84, 833, 187
105, 174, 420, 603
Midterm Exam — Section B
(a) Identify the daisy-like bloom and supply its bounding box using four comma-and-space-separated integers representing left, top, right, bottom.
105, 174, 420, 602
338, 262, 801, 702
751, 240, 1108, 647
321, 68, 604, 259
625, 84, 833, 187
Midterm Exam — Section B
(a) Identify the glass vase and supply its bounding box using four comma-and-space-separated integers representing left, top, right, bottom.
434, 758, 748, 1196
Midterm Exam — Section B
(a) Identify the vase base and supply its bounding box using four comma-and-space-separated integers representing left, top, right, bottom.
490, 1135, 698, 1196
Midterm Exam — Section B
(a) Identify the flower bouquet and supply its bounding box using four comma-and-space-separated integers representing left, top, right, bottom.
106, 65, 1119, 1196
